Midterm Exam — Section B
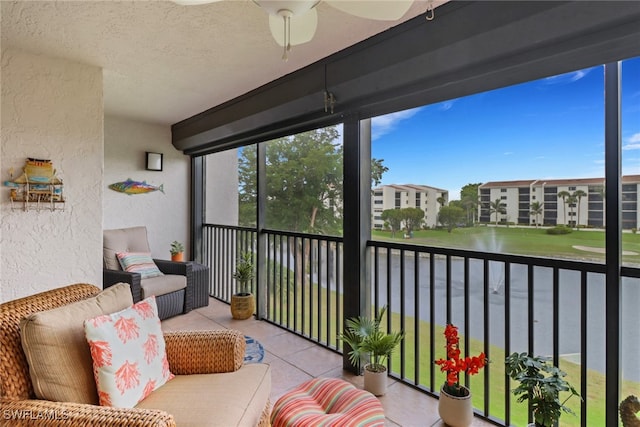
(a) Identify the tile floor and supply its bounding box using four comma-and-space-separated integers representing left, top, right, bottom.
161, 298, 494, 427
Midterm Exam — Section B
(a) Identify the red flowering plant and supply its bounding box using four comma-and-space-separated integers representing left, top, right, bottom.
434, 324, 488, 397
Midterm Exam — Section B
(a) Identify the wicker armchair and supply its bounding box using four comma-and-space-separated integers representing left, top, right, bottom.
103, 226, 194, 320
0, 284, 271, 426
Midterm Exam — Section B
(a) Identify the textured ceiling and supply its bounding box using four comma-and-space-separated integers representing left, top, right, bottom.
1, 0, 435, 125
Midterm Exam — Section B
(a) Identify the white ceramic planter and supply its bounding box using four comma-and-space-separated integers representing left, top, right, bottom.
363, 364, 387, 396
438, 385, 474, 427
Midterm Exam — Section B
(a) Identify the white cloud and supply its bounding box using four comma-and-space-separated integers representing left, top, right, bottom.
503, 151, 514, 156
628, 133, 640, 143
439, 100, 455, 111
621, 134, 640, 150
371, 108, 421, 140
543, 69, 591, 85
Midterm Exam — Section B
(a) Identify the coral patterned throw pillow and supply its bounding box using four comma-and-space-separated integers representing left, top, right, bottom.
84, 296, 173, 407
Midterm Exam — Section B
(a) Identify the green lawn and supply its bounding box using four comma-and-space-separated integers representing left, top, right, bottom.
372, 226, 640, 265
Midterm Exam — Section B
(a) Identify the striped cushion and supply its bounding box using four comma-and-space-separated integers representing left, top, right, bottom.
116, 252, 164, 279
271, 378, 385, 427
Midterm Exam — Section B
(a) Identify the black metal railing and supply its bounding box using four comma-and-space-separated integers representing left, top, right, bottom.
203, 224, 344, 350
202, 224, 639, 427
264, 229, 344, 350
203, 224, 257, 301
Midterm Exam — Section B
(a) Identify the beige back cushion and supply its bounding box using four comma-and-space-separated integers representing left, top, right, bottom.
103, 226, 151, 270
20, 283, 133, 404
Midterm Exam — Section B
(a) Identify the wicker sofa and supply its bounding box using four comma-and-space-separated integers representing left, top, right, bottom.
0, 283, 271, 426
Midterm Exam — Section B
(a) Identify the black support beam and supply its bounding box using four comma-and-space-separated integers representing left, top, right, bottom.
604, 61, 622, 427
342, 117, 372, 372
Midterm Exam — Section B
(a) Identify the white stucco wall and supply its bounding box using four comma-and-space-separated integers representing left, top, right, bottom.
103, 116, 190, 260
0, 49, 103, 302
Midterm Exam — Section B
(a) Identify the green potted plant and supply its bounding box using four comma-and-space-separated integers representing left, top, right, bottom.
230, 252, 255, 320
339, 305, 403, 396
505, 352, 581, 427
170, 240, 185, 262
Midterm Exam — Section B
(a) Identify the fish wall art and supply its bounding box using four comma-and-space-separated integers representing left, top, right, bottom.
108, 178, 164, 195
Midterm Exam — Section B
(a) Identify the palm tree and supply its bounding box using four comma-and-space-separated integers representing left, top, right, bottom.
489, 198, 506, 225
529, 201, 544, 228
557, 190, 571, 225
436, 196, 447, 207
461, 194, 480, 226
572, 189, 587, 229
566, 194, 578, 228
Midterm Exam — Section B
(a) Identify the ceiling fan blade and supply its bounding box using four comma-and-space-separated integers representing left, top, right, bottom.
268, 8, 318, 47
325, 0, 414, 20
171, 0, 222, 5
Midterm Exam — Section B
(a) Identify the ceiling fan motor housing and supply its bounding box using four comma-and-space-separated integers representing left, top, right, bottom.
254, 0, 321, 17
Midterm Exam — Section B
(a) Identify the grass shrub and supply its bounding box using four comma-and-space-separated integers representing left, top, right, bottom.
546, 225, 573, 235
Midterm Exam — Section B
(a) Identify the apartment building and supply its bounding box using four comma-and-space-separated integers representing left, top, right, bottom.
372, 184, 448, 230
478, 175, 640, 229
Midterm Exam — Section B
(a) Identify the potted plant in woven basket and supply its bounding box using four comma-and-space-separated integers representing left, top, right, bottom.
434, 324, 488, 427
505, 352, 580, 427
170, 240, 185, 262
230, 252, 255, 320
340, 305, 404, 396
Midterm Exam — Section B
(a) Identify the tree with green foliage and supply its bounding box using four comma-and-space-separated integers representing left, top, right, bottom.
489, 199, 506, 225
237, 145, 258, 227
238, 128, 389, 235
529, 201, 544, 228
460, 183, 481, 225
400, 207, 425, 236
381, 209, 403, 238
448, 200, 463, 209
557, 190, 571, 226
572, 189, 587, 229
371, 158, 389, 188
238, 127, 390, 287
438, 205, 465, 233
436, 196, 447, 207
238, 127, 343, 234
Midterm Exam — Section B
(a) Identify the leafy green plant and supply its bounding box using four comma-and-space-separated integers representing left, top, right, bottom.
505, 352, 581, 427
339, 306, 404, 373
232, 252, 255, 295
546, 225, 573, 235
170, 241, 184, 255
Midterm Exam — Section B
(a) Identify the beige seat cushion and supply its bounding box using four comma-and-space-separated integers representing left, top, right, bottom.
103, 226, 150, 270
141, 274, 187, 298
19, 283, 133, 404
136, 364, 271, 427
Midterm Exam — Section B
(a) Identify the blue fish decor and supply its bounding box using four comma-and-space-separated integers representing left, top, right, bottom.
108, 179, 164, 195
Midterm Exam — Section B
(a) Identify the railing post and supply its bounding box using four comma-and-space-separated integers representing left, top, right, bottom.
342, 116, 372, 373
604, 61, 621, 427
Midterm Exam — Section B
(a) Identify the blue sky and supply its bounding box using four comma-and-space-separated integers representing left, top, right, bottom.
372, 56, 640, 199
